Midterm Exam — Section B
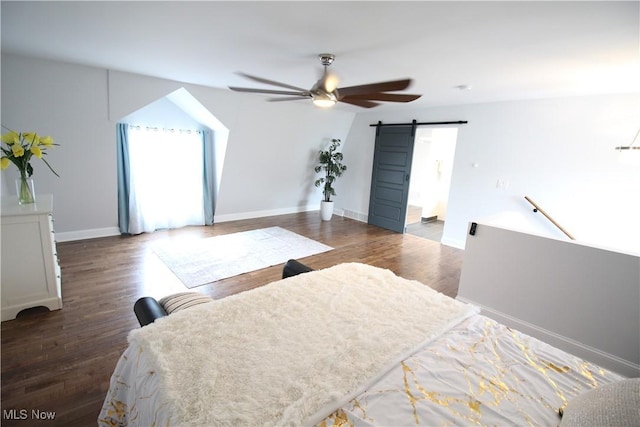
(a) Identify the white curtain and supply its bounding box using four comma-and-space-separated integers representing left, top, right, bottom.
127, 126, 204, 234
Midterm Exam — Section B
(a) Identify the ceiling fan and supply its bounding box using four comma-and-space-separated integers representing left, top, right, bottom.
228, 54, 422, 108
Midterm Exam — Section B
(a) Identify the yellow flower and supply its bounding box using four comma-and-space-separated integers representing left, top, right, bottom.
1, 131, 20, 145
31, 145, 43, 159
11, 144, 25, 157
39, 135, 54, 146
0, 127, 60, 178
22, 132, 40, 145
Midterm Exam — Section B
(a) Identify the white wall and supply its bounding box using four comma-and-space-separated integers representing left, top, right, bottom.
121, 97, 203, 129
338, 94, 640, 253
457, 221, 640, 377
3, 53, 638, 251
1, 55, 115, 237
1, 54, 356, 239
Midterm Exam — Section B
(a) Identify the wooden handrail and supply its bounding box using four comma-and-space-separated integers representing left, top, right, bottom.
524, 196, 576, 240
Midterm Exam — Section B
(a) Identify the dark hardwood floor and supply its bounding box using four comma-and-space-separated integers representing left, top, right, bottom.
1, 212, 464, 426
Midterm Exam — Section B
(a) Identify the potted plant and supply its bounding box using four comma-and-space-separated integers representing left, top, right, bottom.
314, 138, 347, 221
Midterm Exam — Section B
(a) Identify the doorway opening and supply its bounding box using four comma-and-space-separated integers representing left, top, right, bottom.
405, 128, 458, 242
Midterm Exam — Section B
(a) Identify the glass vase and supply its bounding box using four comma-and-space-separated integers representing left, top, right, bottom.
16, 176, 35, 205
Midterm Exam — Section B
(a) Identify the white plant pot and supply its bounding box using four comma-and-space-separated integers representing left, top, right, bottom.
320, 201, 334, 221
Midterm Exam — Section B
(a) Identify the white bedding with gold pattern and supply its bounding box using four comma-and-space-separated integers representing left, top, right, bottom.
321, 314, 624, 426
99, 263, 624, 426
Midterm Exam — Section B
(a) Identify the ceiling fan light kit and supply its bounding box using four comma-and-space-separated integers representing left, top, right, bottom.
312, 92, 337, 108
229, 54, 422, 109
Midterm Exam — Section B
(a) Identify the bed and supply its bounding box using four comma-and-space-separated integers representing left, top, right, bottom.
99, 261, 636, 426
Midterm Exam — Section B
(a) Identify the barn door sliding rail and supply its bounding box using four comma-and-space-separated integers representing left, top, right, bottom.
524, 196, 576, 240
370, 119, 468, 136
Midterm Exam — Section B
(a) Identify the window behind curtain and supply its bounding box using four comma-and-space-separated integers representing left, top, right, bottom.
127, 126, 204, 234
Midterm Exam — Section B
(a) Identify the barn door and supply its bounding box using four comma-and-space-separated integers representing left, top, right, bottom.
367, 125, 415, 233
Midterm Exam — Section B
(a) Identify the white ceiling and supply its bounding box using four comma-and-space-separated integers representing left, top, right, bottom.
2, 1, 639, 111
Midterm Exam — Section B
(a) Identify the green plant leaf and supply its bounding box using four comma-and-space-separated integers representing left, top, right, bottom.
314, 139, 346, 202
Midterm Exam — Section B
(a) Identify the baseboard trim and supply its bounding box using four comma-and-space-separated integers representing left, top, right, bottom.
456, 298, 639, 377
440, 236, 465, 249
214, 205, 320, 223
342, 209, 368, 223
55, 207, 321, 242
56, 227, 120, 242
53, 208, 454, 245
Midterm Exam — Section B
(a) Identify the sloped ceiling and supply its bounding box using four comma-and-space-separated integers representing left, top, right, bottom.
1, 1, 638, 111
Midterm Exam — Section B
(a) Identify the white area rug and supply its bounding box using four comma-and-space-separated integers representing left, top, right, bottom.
151, 226, 333, 288
128, 263, 479, 426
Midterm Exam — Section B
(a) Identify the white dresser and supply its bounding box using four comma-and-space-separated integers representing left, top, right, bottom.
1, 194, 62, 321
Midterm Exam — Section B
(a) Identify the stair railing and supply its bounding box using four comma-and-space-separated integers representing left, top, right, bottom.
524, 196, 576, 240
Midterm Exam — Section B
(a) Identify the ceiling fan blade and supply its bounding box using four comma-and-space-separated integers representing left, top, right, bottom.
267, 96, 311, 102
341, 93, 422, 103
339, 98, 380, 108
236, 72, 308, 92
228, 87, 308, 96
337, 79, 412, 98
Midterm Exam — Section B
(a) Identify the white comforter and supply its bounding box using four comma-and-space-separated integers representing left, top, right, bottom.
99, 263, 623, 426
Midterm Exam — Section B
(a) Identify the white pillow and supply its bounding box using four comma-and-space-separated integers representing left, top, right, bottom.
560, 378, 640, 426
158, 292, 213, 314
